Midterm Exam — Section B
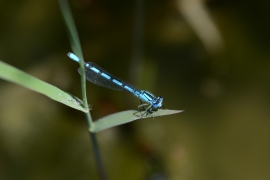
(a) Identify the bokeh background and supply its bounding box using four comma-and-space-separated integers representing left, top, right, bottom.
1, 0, 270, 179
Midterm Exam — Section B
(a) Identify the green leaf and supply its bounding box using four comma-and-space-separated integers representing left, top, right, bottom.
91, 109, 184, 132
0, 61, 87, 112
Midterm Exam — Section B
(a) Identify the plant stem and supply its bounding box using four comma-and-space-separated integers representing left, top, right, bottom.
76, 15, 107, 180
78, 28, 107, 180
81, 61, 107, 180
58, 1, 107, 179
89, 132, 107, 180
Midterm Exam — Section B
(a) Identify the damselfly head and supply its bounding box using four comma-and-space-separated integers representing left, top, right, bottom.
152, 96, 163, 108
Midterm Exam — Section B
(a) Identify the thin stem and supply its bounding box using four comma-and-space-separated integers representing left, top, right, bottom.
58, 0, 107, 179
89, 132, 107, 180
78, 58, 94, 127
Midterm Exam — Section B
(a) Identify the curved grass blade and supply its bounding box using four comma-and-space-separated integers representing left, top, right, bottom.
58, 0, 83, 61
91, 109, 184, 133
0, 61, 87, 112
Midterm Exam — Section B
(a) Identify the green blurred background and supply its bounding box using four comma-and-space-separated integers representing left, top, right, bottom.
1, 0, 270, 179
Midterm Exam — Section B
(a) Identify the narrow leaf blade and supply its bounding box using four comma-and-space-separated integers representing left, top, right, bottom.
91, 109, 184, 132
0, 61, 87, 112
58, 0, 83, 60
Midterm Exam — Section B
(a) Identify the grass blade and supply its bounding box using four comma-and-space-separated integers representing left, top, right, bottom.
58, 0, 83, 60
91, 109, 184, 132
0, 61, 87, 112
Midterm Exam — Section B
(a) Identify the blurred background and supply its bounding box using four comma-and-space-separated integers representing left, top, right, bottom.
0, 0, 270, 179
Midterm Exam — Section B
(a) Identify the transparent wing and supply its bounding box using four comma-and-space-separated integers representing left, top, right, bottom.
79, 62, 140, 93
78, 67, 124, 91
